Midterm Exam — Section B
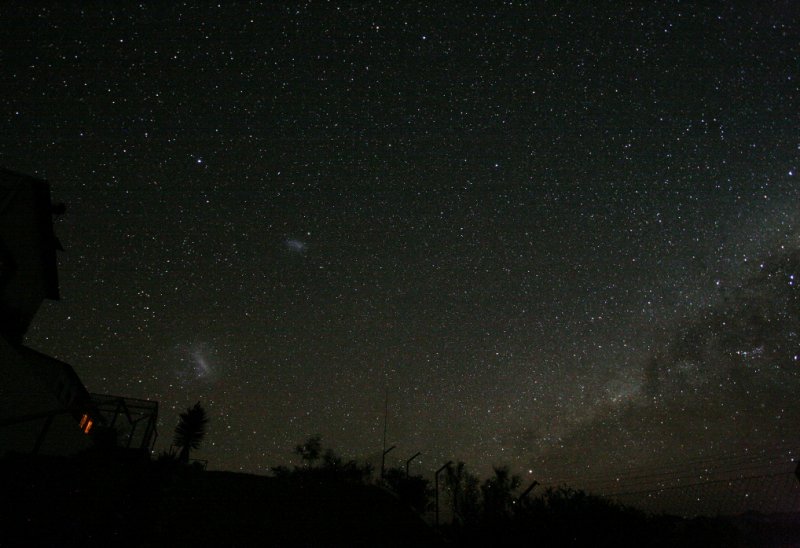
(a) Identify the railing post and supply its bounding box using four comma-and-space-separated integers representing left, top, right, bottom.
381, 445, 396, 479
435, 461, 453, 527
406, 451, 421, 477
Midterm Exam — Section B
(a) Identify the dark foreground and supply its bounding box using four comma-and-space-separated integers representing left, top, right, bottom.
2, 454, 799, 547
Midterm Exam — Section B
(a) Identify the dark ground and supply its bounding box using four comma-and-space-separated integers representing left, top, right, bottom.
1, 454, 799, 547
0, 453, 439, 547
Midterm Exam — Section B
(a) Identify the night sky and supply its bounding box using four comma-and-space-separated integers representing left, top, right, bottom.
2, 3, 799, 490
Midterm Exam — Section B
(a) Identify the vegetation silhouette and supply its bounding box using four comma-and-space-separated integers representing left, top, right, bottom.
443, 479, 654, 548
173, 401, 208, 464
272, 435, 373, 484
480, 465, 522, 524
445, 461, 481, 525
294, 433, 323, 467
383, 466, 434, 514
5, 425, 800, 547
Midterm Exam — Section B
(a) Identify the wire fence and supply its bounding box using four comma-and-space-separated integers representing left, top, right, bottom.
600, 470, 800, 517
540, 449, 800, 517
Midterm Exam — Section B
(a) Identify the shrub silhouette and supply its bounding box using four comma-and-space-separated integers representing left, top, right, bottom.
383, 467, 433, 514
445, 461, 481, 525
294, 434, 322, 467
480, 465, 521, 522
274, 436, 372, 484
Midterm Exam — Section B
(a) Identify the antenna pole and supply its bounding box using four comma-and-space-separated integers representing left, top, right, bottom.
380, 384, 391, 479
382, 385, 388, 456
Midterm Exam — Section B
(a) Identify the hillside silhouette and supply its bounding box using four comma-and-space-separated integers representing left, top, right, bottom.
1, 452, 440, 547
3, 443, 800, 547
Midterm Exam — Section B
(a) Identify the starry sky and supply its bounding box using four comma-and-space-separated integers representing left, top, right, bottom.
2, 3, 799, 491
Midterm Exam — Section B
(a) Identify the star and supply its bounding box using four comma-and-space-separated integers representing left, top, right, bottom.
7, 3, 797, 515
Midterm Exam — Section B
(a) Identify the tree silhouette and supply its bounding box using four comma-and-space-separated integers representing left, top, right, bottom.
445, 461, 481, 525
481, 465, 521, 522
173, 401, 208, 464
294, 434, 322, 467
276, 436, 372, 483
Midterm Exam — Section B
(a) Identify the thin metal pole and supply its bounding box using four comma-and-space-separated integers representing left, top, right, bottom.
382, 385, 388, 460
406, 451, 421, 477
381, 445, 396, 479
518, 480, 540, 502
435, 461, 453, 527
381, 384, 392, 479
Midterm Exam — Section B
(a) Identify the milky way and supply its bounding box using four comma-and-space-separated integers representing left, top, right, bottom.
2, 4, 798, 498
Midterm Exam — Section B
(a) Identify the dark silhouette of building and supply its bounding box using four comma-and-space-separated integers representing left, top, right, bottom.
0, 168, 157, 456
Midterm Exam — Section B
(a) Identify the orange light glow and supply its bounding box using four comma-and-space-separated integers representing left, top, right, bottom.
79, 413, 93, 434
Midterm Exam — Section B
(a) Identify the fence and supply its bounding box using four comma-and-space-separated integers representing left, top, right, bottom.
542, 449, 800, 517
